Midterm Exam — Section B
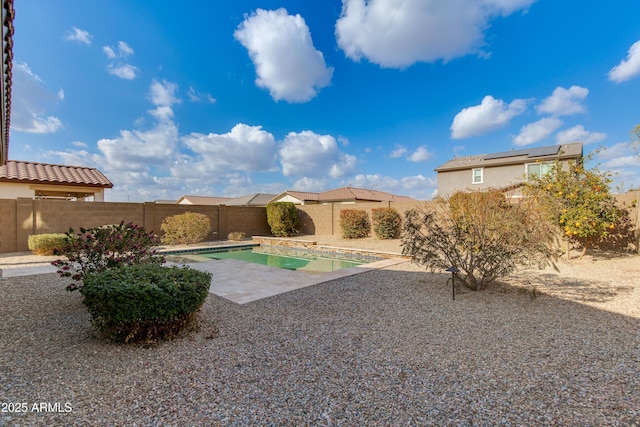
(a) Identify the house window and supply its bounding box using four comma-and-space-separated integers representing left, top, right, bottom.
526, 162, 553, 179
472, 168, 483, 184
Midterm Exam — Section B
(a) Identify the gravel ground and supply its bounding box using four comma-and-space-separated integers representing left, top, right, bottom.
0, 239, 639, 426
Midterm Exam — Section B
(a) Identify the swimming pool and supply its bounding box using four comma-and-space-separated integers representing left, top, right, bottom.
164, 245, 379, 273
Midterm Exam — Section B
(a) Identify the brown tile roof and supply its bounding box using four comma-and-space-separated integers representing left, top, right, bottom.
435, 142, 583, 172
0, 160, 113, 187
282, 191, 320, 201
319, 187, 415, 202
177, 195, 233, 205
1, 0, 15, 165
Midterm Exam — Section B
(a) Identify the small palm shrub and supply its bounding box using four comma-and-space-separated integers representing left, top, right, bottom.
266, 202, 298, 237
372, 207, 402, 239
227, 231, 246, 241
340, 209, 371, 239
161, 212, 212, 245
81, 263, 212, 343
28, 233, 68, 255
52, 222, 164, 291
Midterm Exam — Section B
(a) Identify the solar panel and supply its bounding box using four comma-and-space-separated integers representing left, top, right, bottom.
528, 145, 560, 158
484, 148, 530, 160
483, 145, 561, 161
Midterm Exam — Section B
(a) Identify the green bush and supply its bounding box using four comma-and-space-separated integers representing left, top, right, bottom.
161, 212, 212, 245
340, 209, 371, 239
227, 231, 246, 241
52, 222, 164, 292
81, 263, 212, 343
28, 233, 68, 255
266, 202, 298, 237
371, 207, 402, 239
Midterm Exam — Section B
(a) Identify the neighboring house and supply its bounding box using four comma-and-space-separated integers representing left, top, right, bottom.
176, 193, 276, 206
434, 142, 583, 197
177, 195, 233, 205
1, 0, 15, 166
271, 186, 417, 205
0, 160, 113, 201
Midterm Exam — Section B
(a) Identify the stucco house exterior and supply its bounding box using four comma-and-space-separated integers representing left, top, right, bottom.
434, 142, 583, 197
0, 160, 113, 201
270, 186, 417, 205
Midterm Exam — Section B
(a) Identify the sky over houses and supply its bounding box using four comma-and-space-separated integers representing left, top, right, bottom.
9, 0, 640, 201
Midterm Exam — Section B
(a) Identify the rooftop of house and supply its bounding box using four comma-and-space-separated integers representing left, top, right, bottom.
274, 186, 417, 203
0, 160, 113, 187
434, 142, 583, 172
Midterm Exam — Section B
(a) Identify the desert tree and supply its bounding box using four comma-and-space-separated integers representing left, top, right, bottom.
402, 190, 558, 291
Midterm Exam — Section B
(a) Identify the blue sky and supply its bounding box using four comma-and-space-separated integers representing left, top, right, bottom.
10, 0, 640, 201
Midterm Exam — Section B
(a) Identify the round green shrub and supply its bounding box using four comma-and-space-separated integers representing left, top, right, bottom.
372, 207, 402, 239
339, 209, 371, 239
266, 202, 299, 237
28, 233, 68, 255
81, 263, 212, 343
161, 211, 212, 245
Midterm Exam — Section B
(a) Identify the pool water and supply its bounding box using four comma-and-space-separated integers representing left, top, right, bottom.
168, 247, 365, 273
203, 248, 363, 272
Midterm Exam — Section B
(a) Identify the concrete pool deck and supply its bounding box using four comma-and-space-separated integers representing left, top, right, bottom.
0, 257, 409, 305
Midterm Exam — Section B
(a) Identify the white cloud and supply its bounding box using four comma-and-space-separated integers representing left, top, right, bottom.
103, 41, 134, 59
10, 62, 64, 134
536, 86, 588, 116
408, 145, 434, 162
450, 95, 528, 139
107, 64, 139, 80
389, 144, 407, 158
349, 173, 437, 199
292, 177, 331, 191
149, 79, 180, 107
279, 130, 357, 179
235, 8, 333, 103
556, 125, 607, 145
513, 117, 563, 147
103, 41, 138, 79
608, 40, 640, 83
102, 46, 117, 59
65, 27, 92, 45
188, 87, 216, 104
180, 124, 278, 176
335, 0, 536, 68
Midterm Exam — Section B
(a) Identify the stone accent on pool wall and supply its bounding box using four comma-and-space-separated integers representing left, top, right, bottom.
251, 236, 409, 261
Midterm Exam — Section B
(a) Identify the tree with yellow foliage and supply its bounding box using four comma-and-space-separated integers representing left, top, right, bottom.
524, 155, 620, 259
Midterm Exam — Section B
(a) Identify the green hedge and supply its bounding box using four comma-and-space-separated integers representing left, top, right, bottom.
161, 211, 212, 245
81, 263, 212, 343
266, 202, 298, 237
28, 233, 68, 256
339, 209, 371, 239
372, 207, 402, 239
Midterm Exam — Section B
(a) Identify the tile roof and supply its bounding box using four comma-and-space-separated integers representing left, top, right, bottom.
223, 193, 276, 206
435, 142, 583, 172
319, 187, 415, 202
275, 187, 416, 203
0, 160, 113, 187
177, 195, 233, 205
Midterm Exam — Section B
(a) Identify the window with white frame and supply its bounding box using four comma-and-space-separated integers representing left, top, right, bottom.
526, 162, 553, 180
472, 168, 483, 184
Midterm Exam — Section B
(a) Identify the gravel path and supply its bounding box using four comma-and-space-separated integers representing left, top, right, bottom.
0, 242, 639, 426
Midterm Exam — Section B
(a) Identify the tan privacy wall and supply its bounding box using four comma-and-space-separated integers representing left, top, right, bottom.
295, 201, 426, 236
0, 199, 270, 253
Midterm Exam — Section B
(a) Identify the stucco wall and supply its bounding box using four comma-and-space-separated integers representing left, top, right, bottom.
0, 199, 271, 253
